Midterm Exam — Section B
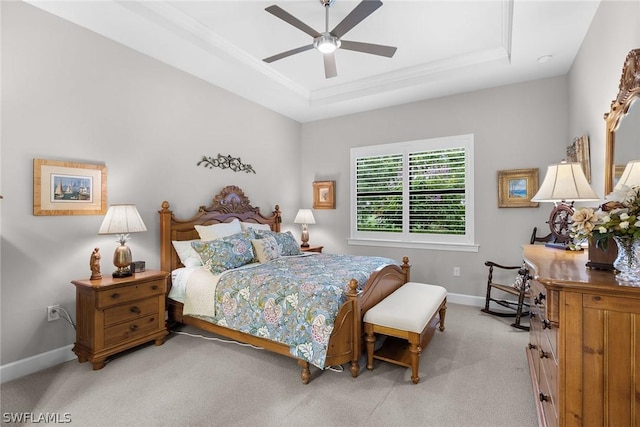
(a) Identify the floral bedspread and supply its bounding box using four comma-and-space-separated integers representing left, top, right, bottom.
205, 254, 399, 368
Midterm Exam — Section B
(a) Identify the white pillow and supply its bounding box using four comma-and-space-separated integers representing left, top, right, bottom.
240, 221, 271, 232
172, 240, 202, 267
251, 236, 280, 263
195, 218, 242, 241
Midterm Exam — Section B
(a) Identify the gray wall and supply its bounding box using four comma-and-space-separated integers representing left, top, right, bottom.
1, 1, 301, 366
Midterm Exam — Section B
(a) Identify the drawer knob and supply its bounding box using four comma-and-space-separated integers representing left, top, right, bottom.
539, 349, 548, 359
130, 325, 138, 332
528, 343, 537, 350
130, 306, 140, 314
530, 312, 537, 319
151, 285, 158, 290
539, 393, 549, 402
538, 292, 546, 301
111, 293, 120, 300
543, 320, 551, 330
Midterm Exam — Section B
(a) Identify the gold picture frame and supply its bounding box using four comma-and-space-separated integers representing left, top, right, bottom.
497, 168, 539, 208
33, 159, 107, 216
313, 180, 335, 209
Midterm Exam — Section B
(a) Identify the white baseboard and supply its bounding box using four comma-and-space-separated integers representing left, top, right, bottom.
0, 344, 75, 384
0, 293, 484, 384
446, 292, 485, 307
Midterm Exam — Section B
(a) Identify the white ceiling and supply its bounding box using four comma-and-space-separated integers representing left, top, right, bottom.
27, 0, 601, 122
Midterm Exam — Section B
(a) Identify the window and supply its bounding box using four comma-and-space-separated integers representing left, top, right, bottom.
349, 134, 477, 251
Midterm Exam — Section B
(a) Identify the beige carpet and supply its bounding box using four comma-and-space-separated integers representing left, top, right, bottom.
1, 303, 537, 426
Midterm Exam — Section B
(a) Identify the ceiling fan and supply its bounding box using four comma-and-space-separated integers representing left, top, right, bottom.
263, 0, 397, 79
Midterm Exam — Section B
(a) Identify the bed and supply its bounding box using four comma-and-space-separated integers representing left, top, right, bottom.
159, 185, 410, 383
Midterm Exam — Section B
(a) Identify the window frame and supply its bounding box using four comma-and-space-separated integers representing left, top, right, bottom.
349, 134, 478, 252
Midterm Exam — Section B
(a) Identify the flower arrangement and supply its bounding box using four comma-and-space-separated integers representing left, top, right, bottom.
570, 185, 640, 249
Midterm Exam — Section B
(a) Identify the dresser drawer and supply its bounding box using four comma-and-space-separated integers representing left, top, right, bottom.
539, 362, 558, 427
97, 279, 165, 309
104, 314, 161, 347
103, 297, 159, 327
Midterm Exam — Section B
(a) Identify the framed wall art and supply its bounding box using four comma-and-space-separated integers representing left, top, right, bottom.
566, 134, 591, 183
313, 180, 335, 209
33, 159, 107, 216
497, 168, 539, 208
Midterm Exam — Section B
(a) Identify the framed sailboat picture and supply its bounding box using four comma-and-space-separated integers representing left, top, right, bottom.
497, 168, 539, 208
33, 159, 107, 215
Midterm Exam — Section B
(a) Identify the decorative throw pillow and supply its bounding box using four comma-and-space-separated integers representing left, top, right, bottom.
255, 230, 302, 256
240, 222, 272, 232
191, 232, 254, 274
194, 218, 242, 241
172, 240, 203, 267
251, 236, 280, 263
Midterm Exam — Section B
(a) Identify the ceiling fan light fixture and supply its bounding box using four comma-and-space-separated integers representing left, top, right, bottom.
314, 34, 341, 54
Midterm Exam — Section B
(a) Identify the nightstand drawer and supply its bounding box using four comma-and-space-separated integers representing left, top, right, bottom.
104, 314, 161, 347
103, 297, 159, 327
97, 279, 165, 308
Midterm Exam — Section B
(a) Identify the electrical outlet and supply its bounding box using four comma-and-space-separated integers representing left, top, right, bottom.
47, 305, 60, 322
453, 267, 460, 277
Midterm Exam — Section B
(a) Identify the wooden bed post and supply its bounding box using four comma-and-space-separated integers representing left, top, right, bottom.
159, 201, 173, 274
347, 278, 360, 378
402, 256, 411, 282
273, 204, 281, 232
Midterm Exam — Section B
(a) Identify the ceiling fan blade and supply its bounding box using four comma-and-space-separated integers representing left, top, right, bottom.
340, 40, 397, 58
263, 45, 314, 63
265, 5, 321, 38
323, 53, 337, 79
330, 0, 383, 39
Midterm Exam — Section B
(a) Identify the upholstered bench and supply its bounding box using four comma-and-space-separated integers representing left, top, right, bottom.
363, 282, 447, 384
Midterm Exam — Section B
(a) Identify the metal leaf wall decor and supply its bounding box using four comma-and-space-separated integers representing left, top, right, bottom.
197, 154, 256, 174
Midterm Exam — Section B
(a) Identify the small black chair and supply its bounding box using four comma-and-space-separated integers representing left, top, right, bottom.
481, 228, 552, 331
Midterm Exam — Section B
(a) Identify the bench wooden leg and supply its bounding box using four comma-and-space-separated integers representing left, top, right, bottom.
438, 299, 447, 331
364, 323, 375, 370
409, 338, 422, 384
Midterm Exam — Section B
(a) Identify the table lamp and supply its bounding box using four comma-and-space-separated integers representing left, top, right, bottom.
98, 204, 147, 277
614, 160, 640, 190
531, 161, 599, 249
294, 209, 315, 248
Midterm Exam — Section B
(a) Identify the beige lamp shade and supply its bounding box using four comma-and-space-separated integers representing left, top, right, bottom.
532, 162, 599, 203
98, 204, 147, 235
294, 209, 316, 225
614, 160, 640, 190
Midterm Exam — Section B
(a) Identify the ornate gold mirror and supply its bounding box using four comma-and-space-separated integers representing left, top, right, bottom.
604, 48, 640, 194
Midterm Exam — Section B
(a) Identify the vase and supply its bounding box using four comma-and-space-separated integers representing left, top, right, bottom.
612, 235, 640, 285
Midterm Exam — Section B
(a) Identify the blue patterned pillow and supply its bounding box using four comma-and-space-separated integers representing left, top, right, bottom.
191, 232, 255, 274
255, 230, 302, 256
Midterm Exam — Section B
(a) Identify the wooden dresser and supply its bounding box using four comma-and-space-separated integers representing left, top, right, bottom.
523, 245, 640, 426
72, 270, 169, 370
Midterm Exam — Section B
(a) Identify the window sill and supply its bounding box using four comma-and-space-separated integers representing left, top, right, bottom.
347, 238, 479, 253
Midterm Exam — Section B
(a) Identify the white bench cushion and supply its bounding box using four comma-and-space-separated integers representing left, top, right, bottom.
363, 282, 447, 333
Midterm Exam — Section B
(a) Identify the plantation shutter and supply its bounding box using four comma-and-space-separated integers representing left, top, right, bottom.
408, 148, 466, 235
355, 153, 403, 232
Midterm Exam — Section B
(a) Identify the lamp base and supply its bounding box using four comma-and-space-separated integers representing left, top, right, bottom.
112, 268, 132, 278
301, 242, 310, 248
544, 242, 577, 251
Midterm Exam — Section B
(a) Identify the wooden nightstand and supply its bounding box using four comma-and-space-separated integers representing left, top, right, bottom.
71, 270, 169, 370
301, 245, 323, 253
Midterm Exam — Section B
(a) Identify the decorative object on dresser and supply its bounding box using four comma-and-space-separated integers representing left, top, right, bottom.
293, 208, 315, 247
523, 245, 640, 426
71, 270, 169, 370
497, 168, 540, 208
89, 247, 101, 280
313, 180, 335, 209
98, 204, 147, 277
481, 227, 552, 331
33, 159, 107, 216
531, 161, 599, 249
159, 185, 410, 384
301, 245, 323, 253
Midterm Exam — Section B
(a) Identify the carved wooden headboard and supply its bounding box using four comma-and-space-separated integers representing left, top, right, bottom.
159, 185, 281, 279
